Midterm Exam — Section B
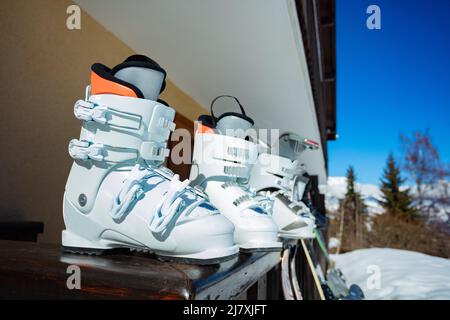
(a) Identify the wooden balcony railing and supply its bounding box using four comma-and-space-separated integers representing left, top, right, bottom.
0, 240, 280, 300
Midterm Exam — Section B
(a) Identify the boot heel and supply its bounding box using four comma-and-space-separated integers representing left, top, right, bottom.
62, 230, 114, 255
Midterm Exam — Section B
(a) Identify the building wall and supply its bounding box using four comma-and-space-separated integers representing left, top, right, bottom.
0, 0, 204, 243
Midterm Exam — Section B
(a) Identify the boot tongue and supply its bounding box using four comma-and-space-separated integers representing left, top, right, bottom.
209, 95, 254, 139
216, 115, 253, 139
114, 67, 164, 101
111, 55, 167, 101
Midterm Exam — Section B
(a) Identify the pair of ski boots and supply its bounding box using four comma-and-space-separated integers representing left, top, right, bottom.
62, 56, 282, 264
190, 95, 319, 243
189, 96, 325, 299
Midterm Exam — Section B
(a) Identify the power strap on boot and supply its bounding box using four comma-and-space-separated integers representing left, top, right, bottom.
68, 93, 175, 164
191, 133, 258, 184
68, 138, 170, 163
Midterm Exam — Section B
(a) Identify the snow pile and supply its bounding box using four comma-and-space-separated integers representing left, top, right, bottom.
328, 237, 340, 249
332, 248, 450, 300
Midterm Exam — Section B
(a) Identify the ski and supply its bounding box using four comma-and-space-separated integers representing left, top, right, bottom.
299, 239, 328, 300
301, 230, 365, 300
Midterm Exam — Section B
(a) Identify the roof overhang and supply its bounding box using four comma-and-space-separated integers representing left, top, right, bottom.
76, 0, 333, 184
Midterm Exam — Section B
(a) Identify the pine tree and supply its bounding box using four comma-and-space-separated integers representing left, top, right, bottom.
379, 153, 416, 219
337, 166, 366, 251
342, 166, 366, 214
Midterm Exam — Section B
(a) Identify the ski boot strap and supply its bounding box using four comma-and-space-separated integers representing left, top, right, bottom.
251, 153, 301, 193
191, 133, 258, 183
69, 90, 175, 164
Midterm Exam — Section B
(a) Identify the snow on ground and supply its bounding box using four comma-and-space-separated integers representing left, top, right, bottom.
332, 248, 450, 300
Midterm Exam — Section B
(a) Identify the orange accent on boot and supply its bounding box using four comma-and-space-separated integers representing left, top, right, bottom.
90, 71, 138, 98
196, 123, 216, 134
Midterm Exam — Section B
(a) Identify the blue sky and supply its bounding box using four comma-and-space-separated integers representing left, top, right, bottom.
329, 0, 450, 184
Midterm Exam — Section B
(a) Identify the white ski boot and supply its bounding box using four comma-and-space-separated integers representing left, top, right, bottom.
190, 96, 281, 252
62, 55, 238, 264
249, 133, 319, 239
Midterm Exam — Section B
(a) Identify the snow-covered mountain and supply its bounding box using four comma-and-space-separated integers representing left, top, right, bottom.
324, 177, 449, 222
324, 177, 383, 215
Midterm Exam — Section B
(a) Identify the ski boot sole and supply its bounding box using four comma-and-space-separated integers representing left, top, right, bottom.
62, 245, 239, 265
239, 247, 282, 253
238, 240, 282, 253
278, 232, 315, 240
